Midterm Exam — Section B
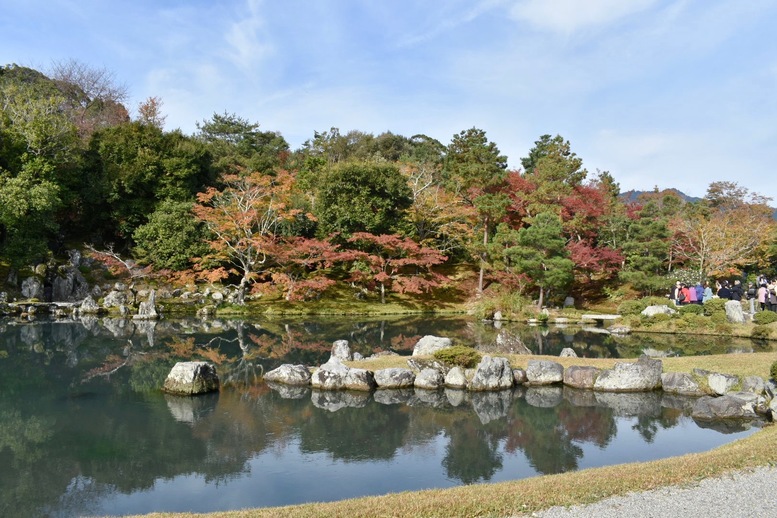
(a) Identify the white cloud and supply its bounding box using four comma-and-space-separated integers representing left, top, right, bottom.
223, 0, 273, 73
508, 0, 659, 34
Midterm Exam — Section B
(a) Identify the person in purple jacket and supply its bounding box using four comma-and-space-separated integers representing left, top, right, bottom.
694, 283, 704, 305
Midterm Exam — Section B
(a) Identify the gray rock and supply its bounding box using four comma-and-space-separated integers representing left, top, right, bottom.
343, 368, 376, 391
468, 356, 514, 391
564, 365, 601, 389
134, 290, 160, 320
103, 290, 129, 308
769, 396, 777, 419
724, 300, 747, 323
495, 330, 532, 354
445, 388, 468, 407
525, 359, 564, 385
661, 372, 705, 396
264, 364, 312, 386
641, 305, 676, 317
311, 357, 350, 390
412, 335, 453, 356
563, 386, 599, 407
559, 347, 578, 358
513, 368, 528, 385
414, 367, 444, 389
692, 394, 760, 420
51, 266, 90, 302
409, 389, 448, 407
374, 368, 415, 389
593, 356, 663, 392
407, 357, 448, 374
707, 372, 740, 395
444, 366, 468, 389
741, 375, 765, 395
163, 361, 219, 395
331, 339, 353, 361
79, 295, 102, 314
21, 277, 44, 300
609, 324, 632, 335
211, 291, 224, 302
525, 386, 563, 408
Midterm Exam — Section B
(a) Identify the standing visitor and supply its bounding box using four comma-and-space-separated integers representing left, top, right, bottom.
687, 282, 698, 304
670, 282, 682, 305
717, 281, 732, 300
703, 282, 714, 303
679, 283, 691, 305
730, 280, 743, 301
758, 281, 768, 312
746, 282, 756, 314
694, 283, 704, 305
769, 280, 777, 312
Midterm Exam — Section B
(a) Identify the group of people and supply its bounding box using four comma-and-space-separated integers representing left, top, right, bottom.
670, 276, 777, 313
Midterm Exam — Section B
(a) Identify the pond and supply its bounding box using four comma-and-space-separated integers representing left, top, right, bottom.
0, 316, 770, 516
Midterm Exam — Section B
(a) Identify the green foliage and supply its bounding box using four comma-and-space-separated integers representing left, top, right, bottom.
315, 161, 412, 237
617, 296, 672, 316
132, 200, 210, 270
433, 346, 482, 369
679, 303, 704, 315
617, 202, 671, 296
753, 311, 777, 325
703, 298, 727, 316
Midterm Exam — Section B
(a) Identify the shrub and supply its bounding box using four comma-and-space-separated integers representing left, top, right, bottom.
753, 311, 777, 325
752, 325, 772, 341
679, 303, 704, 315
771, 360, 777, 381
703, 298, 727, 316
433, 346, 482, 369
618, 300, 646, 316
710, 311, 728, 325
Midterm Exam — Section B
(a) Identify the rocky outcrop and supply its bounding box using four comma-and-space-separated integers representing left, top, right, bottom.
699, 370, 740, 396
468, 356, 514, 391
471, 390, 512, 424
525, 360, 564, 385
163, 361, 220, 395
559, 347, 578, 358
374, 368, 415, 389
21, 277, 44, 300
661, 372, 705, 396
79, 295, 103, 314
134, 290, 160, 320
412, 335, 452, 356
563, 365, 601, 389
593, 356, 662, 392
264, 364, 312, 386
51, 266, 90, 302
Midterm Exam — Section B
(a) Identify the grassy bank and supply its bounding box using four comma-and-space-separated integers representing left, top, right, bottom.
125, 352, 777, 518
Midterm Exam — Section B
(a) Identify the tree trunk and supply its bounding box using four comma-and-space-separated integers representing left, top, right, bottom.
478, 222, 488, 295
380, 282, 385, 304
538, 286, 545, 309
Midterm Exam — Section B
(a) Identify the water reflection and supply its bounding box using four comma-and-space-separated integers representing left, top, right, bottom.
0, 317, 768, 516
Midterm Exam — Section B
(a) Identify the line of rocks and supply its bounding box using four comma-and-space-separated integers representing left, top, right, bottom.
259, 335, 777, 423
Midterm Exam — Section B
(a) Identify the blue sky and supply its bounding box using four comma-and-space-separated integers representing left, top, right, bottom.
2, 0, 776, 201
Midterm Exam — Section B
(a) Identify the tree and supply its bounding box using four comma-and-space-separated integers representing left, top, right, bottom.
193, 170, 301, 301
345, 232, 448, 303
132, 200, 210, 271
618, 202, 672, 295
491, 213, 573, 308
266, 237, 339, 301
136, 96, 167, 129
49, 59, 130, 138
314, 161, 412, 238
443, 127, 508, 295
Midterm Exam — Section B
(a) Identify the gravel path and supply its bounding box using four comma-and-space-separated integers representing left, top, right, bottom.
527, 465, 777, 518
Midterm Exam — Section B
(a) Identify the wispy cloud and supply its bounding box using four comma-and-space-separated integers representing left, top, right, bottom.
508, 0, 659, 34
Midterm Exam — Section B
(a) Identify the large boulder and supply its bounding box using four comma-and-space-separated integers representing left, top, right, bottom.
103, 290, 129, 308
525, 386, 563, 408
21, 276, 44, 300
593, 356, 663, 392
51, 266, 90, 302
525, 360, 564, 385
343, 368, 377, 391
163, 361, 220, 395
79, 295, 102, 314
468, 356, 514, 391
559, 347, 578, 358
706, 372, 740, 396
724, 300, 747, 324
311, 357, 350, 390
661, 372, 705, 396
741, 376, 766, 395
312, 390, 370, 412
414, 368, 444, 389
412, 335, 452, 356
264, 364, 312, 386
471, 391, 513, 424
374, 368, 416, 389
563, 365, 601, 389
641, 305, 676, 317
444, 366, 468, 389
331, 339, 353, 361
692, 394, 761, 420
134, 290, 160, 320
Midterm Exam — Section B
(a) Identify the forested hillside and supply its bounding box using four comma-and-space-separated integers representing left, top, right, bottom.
1, 62, 775, 307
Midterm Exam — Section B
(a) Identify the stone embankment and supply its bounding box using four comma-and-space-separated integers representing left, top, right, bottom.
263, 335, 777, 423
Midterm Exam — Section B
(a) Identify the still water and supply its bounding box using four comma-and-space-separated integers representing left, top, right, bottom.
0, 316, 769, 516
